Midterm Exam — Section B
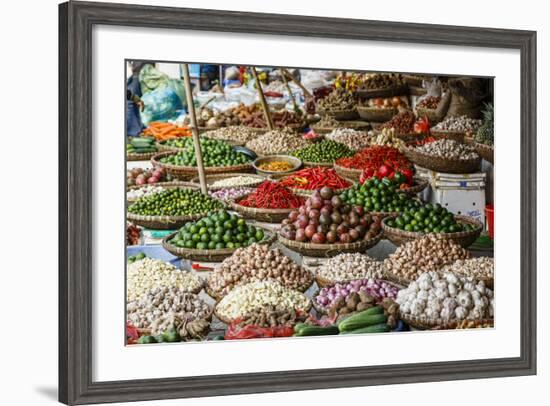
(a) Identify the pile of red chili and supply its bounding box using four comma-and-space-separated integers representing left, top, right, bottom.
224, 321, 294, 340
337, 146, 415, 186
279, 167, 351, 191
237, 181, 304, 209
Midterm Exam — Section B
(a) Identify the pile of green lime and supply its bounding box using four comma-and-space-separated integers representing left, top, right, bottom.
340, 177, 420, 213
159, 138, 250, 167
291, 139, 353, 163
128, 188, 223, 216
169, 210, 266, 250
386, 203, 476, 233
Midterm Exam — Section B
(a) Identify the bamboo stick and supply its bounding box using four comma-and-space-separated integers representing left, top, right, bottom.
279, 68, 301, 116
251, 67, 274, 130
281, 68, 312, 99
182, 64, 207, 195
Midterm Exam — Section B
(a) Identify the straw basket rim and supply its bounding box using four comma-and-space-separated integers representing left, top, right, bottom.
277, 230, 383, 258
381, 215, 483, 248
151, 151, 254, 175
161, 226, 276, 261
189, 173, 266, 190
399, 312, 494, 330
127, 151, 158, 161
404, 145, 481, 174
356, 105, 398, 122
228, 193, 303, 223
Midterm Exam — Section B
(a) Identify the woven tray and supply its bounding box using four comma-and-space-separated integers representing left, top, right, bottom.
189, 173, 266, 191
277, 230, 383, 258
214, 300, 312, 325
357, 106, 397, 122
127, 151, 158, 162
354, 84, 408, 99
311, 120, 370, 134
402, 177, 429, 195
151, 151, 254, 180
126, 211, 207, 230
333, 163, 363, 182
464, 137, 494, 164
404, 146, 481, 174
229, 191, 303, 223
416, 106, 441, 124
429, 129, 467, 142
317, 108, 359, 121
302, 161, 334, 168
161, 227, 276, 262
381, 215, 483, 248
399, 313, 493, 330
126, 182, 199, 203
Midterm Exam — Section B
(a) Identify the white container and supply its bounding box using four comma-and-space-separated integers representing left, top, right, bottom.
416, 167, 486, 225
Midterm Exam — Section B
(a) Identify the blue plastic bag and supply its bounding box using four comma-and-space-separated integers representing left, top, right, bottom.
140, 86, 183, 125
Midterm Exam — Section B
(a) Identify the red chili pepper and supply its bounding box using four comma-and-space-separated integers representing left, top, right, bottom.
280, 167, 350, 191
238, 181, 304, 209
224, 322, 294, 340
126, 322, 139, 344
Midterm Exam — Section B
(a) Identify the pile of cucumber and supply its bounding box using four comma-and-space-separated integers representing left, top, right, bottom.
293, 306, 390, 336
127, 137, 157, 154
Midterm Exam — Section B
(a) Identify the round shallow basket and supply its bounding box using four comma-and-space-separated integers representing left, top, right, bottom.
189, 173, 266, 191
214, 301, 312, 325
399, 313, 493, 330
381, 215, 483, 248
464, 137, 494, 164
402, 177, 429, 195
429, 129, 467, 142
333, 163, 363, 182
126, 211, 207, 230
229, 194, 301, 223
127, 151, 158, 162
302, 161, 334, 168
404, 146, 481, 174
357, 106, 397, 122
354, 84, 408, 99
151, 151, 254, 180
289, 180, 355, 197
415, 107, 442, 124
252, 155, 302, 176
162, 227, 276, 262
312, 120, 370, 134
277, 230, 383, 258
126, 182, 199, 204
317, 108, 358, 121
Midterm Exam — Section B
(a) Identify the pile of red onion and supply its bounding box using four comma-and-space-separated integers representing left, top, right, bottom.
316, 279, 399, 309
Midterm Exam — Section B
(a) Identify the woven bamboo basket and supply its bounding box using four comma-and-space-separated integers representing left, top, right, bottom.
214, 300, 312, 325
302, 161, 334, 168
399, 313, 493, 330
409, 86, 427, 96
429, 129, 467, 142
127, 151, 158, 161
126, 211, 207, 230
189, 173, 266, 191
287, 178, 355, 197
135, 309, 214, 338
161, 227, 276, 262
156, 139, 246, 152
402, 177, 429, 195
357, 106, 397, 122
311, 120, 370, 134
464, 136, 494, 164
415, 107, 442, 124
354, 84, 408, 99
151, 151, 254, 180
317, 108, 359, 121
381, 215, 483, 248
404, 146, 481, 174
312, 279, 404, 314
228, 193, 303, 223
333, 163, 363, 182
277, 230, 383, 258
126, 182, 199, 204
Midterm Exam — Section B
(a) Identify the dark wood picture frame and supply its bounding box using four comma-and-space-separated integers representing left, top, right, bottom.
59, 1, 537, 404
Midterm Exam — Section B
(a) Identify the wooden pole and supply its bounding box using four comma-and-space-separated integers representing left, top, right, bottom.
279, 68, 301, 116
182, 64, 207, 195
251, 67, 274, 130
282, 68, 312, 99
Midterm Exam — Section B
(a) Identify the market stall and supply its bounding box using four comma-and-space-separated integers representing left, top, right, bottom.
125, 64, 495, 345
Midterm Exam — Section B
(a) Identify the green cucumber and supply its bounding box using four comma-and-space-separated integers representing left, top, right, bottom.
294, 323, 308, 334
338, 308, 387, 333
341, 323, 390, 334
294, 325, 339, 337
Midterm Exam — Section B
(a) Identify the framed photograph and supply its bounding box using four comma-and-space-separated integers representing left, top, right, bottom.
59, 1, 536, 404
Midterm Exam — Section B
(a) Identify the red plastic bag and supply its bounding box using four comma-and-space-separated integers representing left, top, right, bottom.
225, 322, 294, 340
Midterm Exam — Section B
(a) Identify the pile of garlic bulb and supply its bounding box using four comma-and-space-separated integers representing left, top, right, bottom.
396, 271, 493, 321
